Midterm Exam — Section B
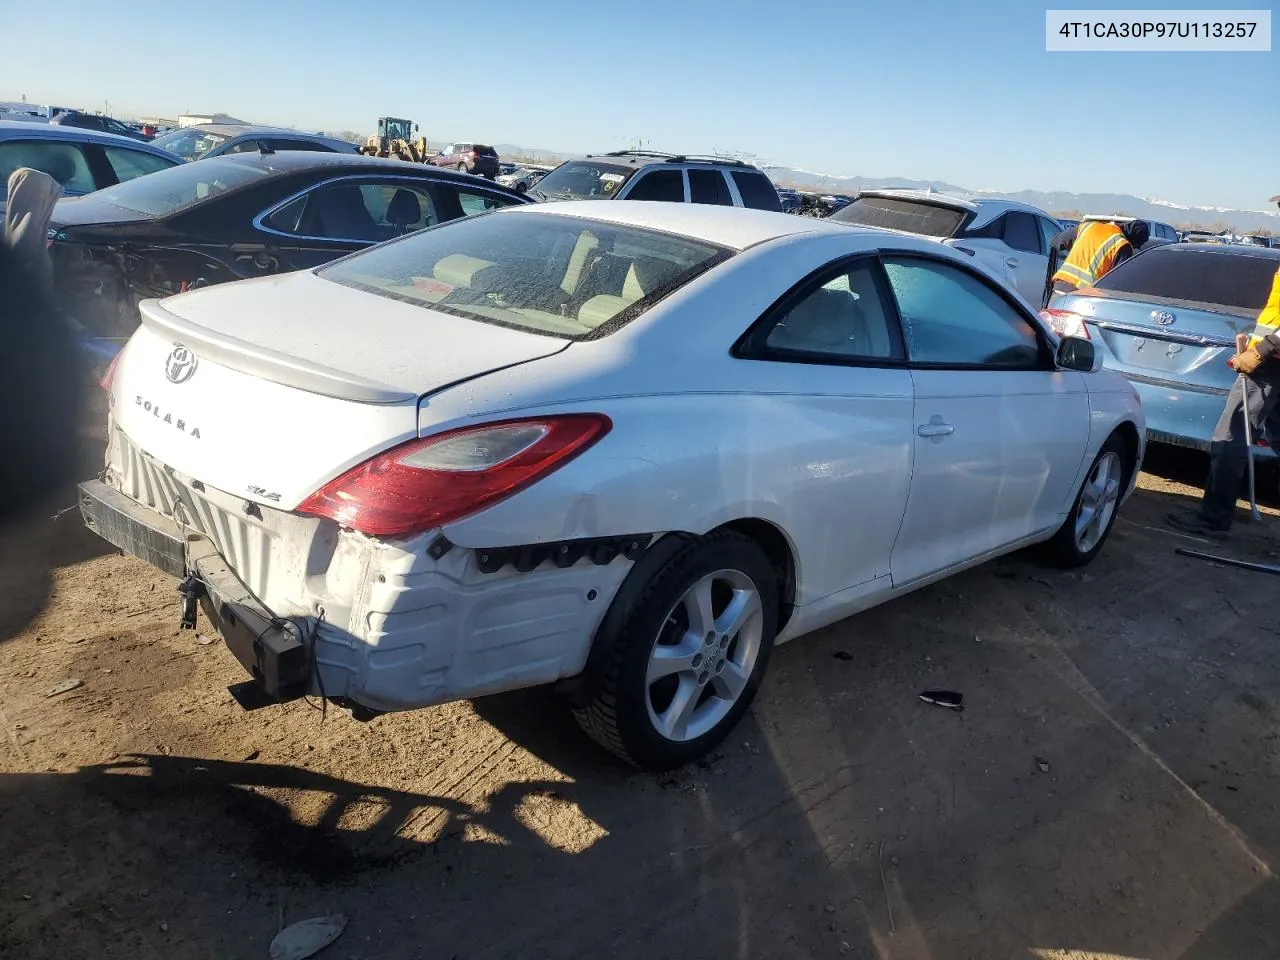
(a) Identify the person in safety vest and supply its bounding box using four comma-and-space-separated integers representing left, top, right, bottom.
1047, 219, 1150, 299
1166, 265, 1280, 538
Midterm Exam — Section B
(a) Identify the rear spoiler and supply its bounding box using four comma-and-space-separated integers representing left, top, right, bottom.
138, 299, 418, 404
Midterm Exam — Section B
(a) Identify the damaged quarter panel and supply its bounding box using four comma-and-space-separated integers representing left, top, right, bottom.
421, 233, 920, 607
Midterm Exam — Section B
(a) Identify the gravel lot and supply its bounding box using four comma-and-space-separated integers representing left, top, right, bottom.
2, 438, 1278, 960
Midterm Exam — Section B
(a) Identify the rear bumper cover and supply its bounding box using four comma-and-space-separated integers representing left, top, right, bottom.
78, 479, 309, 700
1127, 377, 1277, 460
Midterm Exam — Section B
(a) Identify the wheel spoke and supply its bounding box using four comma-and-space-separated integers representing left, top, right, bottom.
1075, 505, 1095, 539
1102, 478, 1121, 502
715, 589, 760, 641
658, 675, 701, 740
711, 661, 749, 701
682, 576, 716, 638
647, 639, 700, 684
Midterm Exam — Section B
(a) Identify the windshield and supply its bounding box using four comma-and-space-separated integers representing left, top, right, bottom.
829, 196, 968, 238
89, 157, 270, 217
319, 211, 731, 339
532, 161, 636, 200
151, 127, 230, 161
1096, 247, 1280, 315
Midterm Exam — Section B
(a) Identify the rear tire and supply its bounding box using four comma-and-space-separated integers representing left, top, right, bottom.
1043, 434, 1131, 568
573, 531, 777, 770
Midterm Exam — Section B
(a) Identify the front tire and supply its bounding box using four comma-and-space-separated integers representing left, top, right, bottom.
573, 532, 778, 770
1043, 434, 1131, 567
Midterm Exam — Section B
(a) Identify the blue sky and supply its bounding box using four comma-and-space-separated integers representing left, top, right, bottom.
2, 0, 1275, 209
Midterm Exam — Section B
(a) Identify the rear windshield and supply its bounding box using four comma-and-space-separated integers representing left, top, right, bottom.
319, 210, 731, 339
829, 196, 968, 238
89, 157, 270, 217
151, 127, 230, 161
472, 144, 498, 157
1096, 247, 1280, 314
531, 160, 637, 200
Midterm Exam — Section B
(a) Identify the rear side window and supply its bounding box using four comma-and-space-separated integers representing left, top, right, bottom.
731, 170, 783, 212
688, 169, 733, 206
626, 169, 685, 202
454, 186, 524, 217
0, 140, 97, 194
830, 196, 967, 238
1096, 248, 1280, 314
101, 146, 174, 183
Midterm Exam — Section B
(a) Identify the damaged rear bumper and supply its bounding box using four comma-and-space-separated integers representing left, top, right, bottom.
78, 479, 309, 701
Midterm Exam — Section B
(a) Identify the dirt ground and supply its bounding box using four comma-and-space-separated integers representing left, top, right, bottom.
2, 437, 1279, 960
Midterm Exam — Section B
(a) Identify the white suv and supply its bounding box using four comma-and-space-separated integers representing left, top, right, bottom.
828, 189, 1063, 305
529, 150, 783, 212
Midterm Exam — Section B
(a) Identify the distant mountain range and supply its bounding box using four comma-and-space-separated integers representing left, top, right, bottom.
485, 143, 1280, 234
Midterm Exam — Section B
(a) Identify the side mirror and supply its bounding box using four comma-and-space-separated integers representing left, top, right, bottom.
1057, 335, 1100, 373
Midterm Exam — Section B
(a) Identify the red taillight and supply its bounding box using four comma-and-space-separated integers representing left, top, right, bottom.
100, 350, 123, 391
1040, 307, 1091, 340
296, 414, 612, 537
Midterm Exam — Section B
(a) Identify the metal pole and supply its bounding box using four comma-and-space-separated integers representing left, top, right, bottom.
1240, 371, 1263, 522
1175, 547, 1280, 576
1234, 332, 1263, 522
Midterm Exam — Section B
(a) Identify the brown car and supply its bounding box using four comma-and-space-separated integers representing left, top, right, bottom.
429, 141, 499, 179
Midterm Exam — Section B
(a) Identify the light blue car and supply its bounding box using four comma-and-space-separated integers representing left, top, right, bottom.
0, 119, 179, 215
1044, 242, 1280, 463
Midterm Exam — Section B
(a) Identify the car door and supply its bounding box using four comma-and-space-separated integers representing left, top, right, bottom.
733, 255, 915, 598
999, 211, 1050, 303
953, 213, 1020, 292
256, 176, 446, 271
881, 252, 1090, 586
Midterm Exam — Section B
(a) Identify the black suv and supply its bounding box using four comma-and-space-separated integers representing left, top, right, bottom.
530, 151, 782, 211
49, 111, 151, 141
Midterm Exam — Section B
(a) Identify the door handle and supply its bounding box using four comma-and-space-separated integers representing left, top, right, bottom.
1005, 256, 1019, 268
917, 417, 955, 441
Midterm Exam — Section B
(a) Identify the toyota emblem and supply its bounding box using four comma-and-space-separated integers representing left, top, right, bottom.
1152, 310, 1176, 326
165, 345, 198, 384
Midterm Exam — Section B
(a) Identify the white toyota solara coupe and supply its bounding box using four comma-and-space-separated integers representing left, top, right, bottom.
81, 201, 1145, 769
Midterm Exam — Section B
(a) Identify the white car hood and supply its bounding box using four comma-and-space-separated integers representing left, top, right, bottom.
142, 270, 569, 404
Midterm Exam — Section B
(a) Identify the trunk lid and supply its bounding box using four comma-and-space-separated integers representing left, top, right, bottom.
1059, 289, 1247, 389
50, 194, 152, 232
111, 270, 569, 509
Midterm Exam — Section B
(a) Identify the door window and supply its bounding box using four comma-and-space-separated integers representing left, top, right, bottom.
744, 259, 902, 361
221, 139, 263, 155
263, 180, 441, 241
881, 256, 1045, 368
101, 146, 174, 183
266, 138, 337, 153
1037, 217, 1062, 251
688, 169, 733, 206
625, 169, 685, 202
1003, 212, 1043, 254
0, 141, 96, 194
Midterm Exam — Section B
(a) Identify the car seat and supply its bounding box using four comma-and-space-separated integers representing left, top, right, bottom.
305, 185, 379, 241
385, 189, 422, 235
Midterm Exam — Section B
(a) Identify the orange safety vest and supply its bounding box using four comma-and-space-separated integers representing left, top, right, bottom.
1245, 266, 1280, 351
1052, 221, 1130, 289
